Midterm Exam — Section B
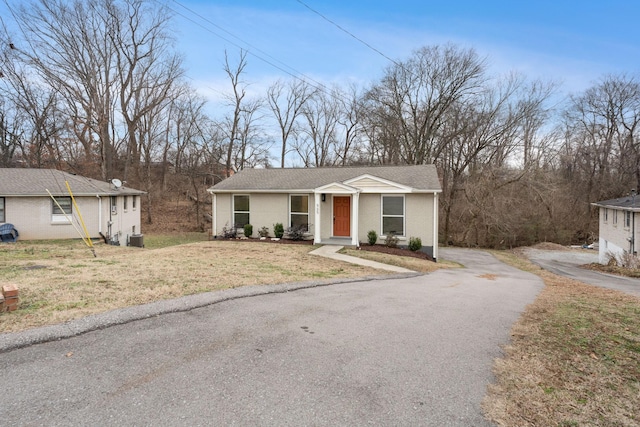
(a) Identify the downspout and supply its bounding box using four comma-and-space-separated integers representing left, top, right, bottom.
433, 192, 439, 262
97, 195, 102, 234
212, 193, 217, 238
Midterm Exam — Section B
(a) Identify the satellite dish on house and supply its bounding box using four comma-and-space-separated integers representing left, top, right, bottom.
111, 178, 122, 188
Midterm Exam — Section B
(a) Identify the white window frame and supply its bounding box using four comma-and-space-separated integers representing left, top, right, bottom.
123, 196, 128, 212
289, 194, 309, 231
110, 196, 117, 215
132, 195, 137, 210
51, 196, 72, 224
381, 194, 405, 237
52, 196, 72, 215
233, 194, 250, 228
603, 208, 608, 223
613, 210, 618, 226
0, 197, 4, 223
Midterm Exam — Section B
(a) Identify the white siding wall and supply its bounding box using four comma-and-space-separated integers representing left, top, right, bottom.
1, 195, 141, 241
598, 207, 638, 263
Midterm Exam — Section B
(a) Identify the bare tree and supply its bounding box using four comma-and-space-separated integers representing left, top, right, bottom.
8, 0, 183, 181
363, 44, 486, 165
267, 78, 316, 167
108, 0, 184, 185
221, 49, 247, 177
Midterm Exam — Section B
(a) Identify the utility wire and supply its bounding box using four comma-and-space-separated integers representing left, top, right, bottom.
295, 0, 400, 68
165, 0, 338, 99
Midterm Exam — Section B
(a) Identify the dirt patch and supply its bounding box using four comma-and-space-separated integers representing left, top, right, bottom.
530, 242, 571, 251
478, 273, 498, 280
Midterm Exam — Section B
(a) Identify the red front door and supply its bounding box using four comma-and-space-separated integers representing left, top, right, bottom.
333, 196, 351, 237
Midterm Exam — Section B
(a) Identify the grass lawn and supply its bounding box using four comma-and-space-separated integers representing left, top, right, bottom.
0, 235, 396, 333
2, 238, 638, 425
484, 250, 640, 426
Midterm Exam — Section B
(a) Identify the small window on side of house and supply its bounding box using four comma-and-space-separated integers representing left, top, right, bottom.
133, 196, 137, 210
625, 211, 632, 228
0, 197, 5, 223
603, 208, 608, 223
52, 197, 72, 215
613, 210, 618, 225
111, 196, 117, 215
124, 196, 128, 211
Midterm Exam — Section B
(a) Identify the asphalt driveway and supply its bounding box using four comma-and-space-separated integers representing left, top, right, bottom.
0, 248, 543, 426
524, 248, 640, 297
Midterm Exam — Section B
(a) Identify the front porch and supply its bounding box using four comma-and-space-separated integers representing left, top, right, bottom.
314, 237, 357, 247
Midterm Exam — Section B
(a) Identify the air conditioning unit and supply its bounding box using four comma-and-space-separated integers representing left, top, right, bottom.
129, 234, 144, 248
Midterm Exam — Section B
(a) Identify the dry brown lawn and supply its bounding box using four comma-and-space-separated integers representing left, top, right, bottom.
484, 250, 640, 427
0, 239, 395, 333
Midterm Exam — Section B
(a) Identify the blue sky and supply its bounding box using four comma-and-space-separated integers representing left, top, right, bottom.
166, 0, 640, 101
2, 1, 639, 102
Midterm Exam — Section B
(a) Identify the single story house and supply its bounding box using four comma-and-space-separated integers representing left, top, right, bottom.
0, 168, 145, 245
592, 193, 640, 264
207, 165, 442, 260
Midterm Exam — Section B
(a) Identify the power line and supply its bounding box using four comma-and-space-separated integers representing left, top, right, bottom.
295, 0, 400, 68
165, 0, 339, 100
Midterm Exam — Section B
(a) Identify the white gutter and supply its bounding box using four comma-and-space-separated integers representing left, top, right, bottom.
212, 193, 217, 237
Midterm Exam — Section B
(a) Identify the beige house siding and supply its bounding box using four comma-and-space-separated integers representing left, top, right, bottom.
214, 194, 232, 234
213, 193, 316, 238
2, 195, 140, 241
406, 193, 435, 245
358, 194, 381, 243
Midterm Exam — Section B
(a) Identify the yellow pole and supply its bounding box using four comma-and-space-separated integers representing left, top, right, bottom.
65, 181, 97, 257
46, 189, 85, 240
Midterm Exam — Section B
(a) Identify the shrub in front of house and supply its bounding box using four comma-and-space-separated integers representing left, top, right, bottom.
222, 223, 237, 239
408, 236, 422, 252
385, 232, 399, 248
273, 222, 284, 238
286, 225, 307, 241
258, 226, 269, 238
367, 230, 378, 246
243, 224, 253, 238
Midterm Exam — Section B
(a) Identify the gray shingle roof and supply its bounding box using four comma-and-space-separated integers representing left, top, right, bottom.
0, 168, 145, 196
209, 165, 441, 192
592, 195, 640, 211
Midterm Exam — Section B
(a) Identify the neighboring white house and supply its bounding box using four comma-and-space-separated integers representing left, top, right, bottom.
207, 165, 442, 260
592, 194, 640, 264
0, 168, 145, 245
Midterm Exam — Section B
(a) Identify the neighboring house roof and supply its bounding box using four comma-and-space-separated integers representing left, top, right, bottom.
592, 195, 640, 212
208, 165, 441, 193
0, 168, 145, 197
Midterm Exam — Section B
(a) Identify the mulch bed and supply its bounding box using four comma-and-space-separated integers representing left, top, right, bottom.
221, 237, 432, 260
357, 244, 433, 260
